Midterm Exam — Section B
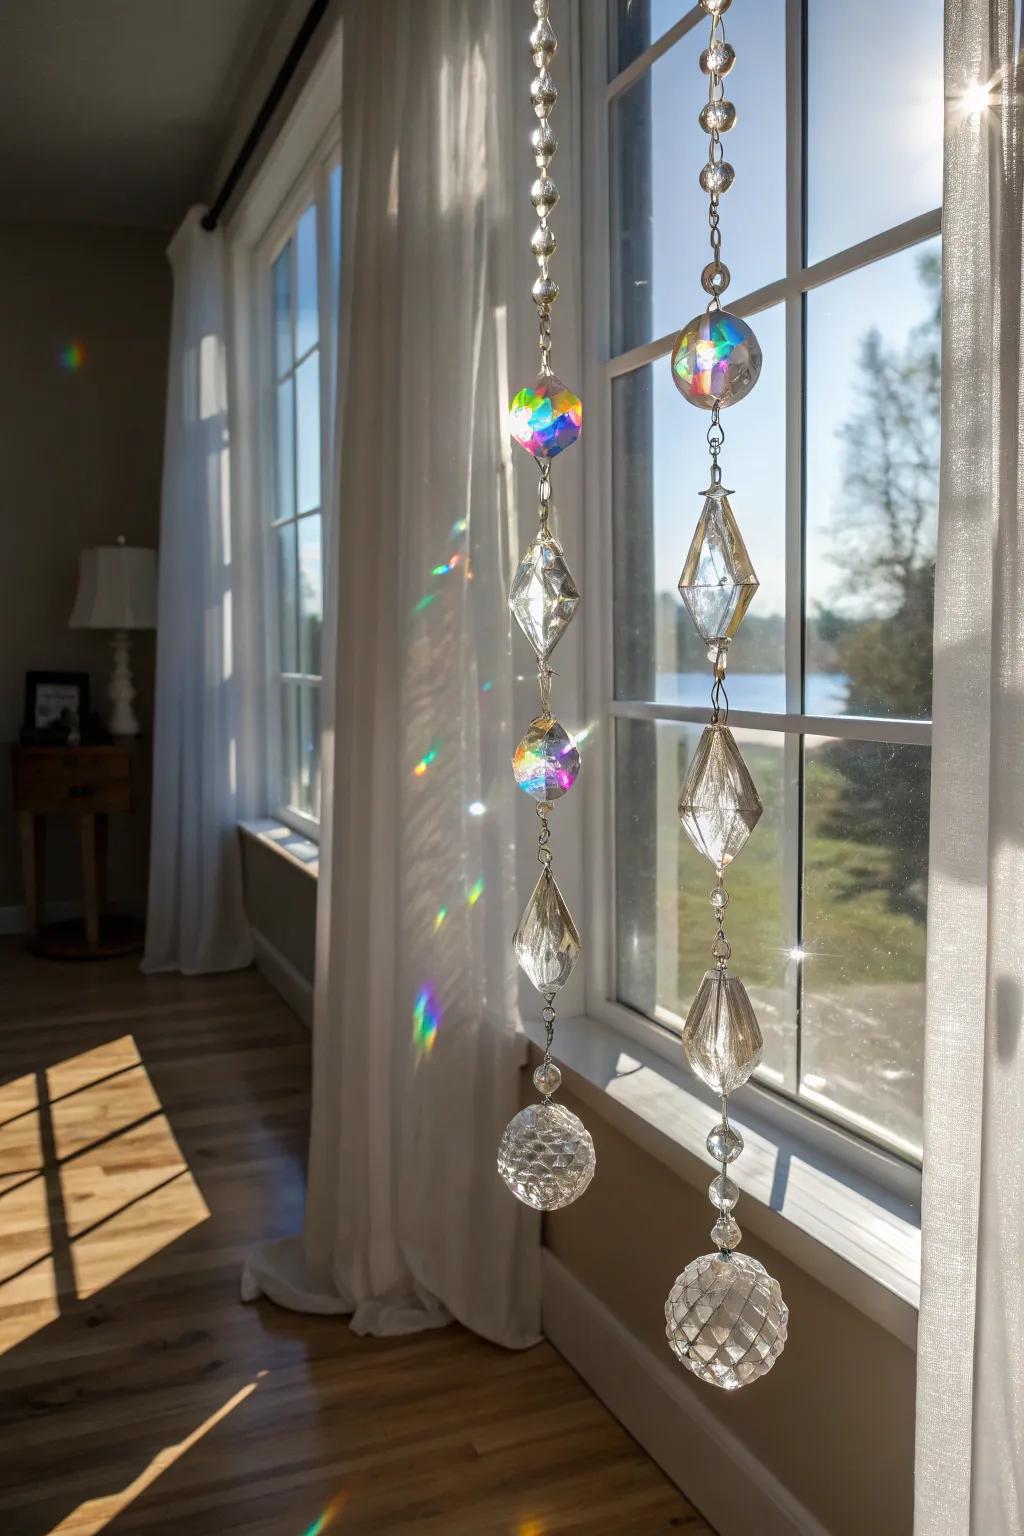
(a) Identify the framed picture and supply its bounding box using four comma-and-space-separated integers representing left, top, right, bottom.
23, 671, 90, 745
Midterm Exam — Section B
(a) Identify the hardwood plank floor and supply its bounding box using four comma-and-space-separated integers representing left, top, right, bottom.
0, 942, 713, 1536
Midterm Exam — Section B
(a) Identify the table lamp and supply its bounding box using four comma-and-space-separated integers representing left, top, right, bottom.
69, 537, 157, 737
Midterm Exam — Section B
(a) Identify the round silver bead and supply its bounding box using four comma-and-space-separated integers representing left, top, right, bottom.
533, 1059, 562, 1096
701, 260, 731, 297
531, 70, 558, 118
699, 98, 737, 134
530, 18, 557, 65
531, 176, 559, 215
531, 121, 557, 167
700, 160, 735, 194
700, 41, 736, 76
531, 223, 557, 258
709, 1174, 739, 1211
532, 274, 559, 308
700, 0, 732, 14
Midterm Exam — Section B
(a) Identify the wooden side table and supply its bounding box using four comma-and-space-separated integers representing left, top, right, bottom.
11, 743, 144, 958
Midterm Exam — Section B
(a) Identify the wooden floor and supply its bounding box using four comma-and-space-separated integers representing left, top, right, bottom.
0, 942, 712, 1536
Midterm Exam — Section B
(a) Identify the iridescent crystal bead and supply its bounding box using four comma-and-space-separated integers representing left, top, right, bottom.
514, 867, 582, 994
678, 723, 762, 868
699, 99, 737, 134
533, 1059, 562, 1097
509, 531, 580, 660
671, 310, 762, 409
709, 1174, 738, 1210
711, 1214, 742, 1249
513, 716, 580, 801
510, 372, 582, 459
666, 1253, 788, 1390
707, 1120, 743, 1163
683, 968, 764, 1094
498, 1100, 595, 1210
700, 40, 736, 76
678, 487, 758, 647
700, 160, 735, 195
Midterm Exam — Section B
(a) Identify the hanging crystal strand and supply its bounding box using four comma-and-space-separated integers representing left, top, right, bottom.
498, 0, 595, 1214
664, 0, 788, 1391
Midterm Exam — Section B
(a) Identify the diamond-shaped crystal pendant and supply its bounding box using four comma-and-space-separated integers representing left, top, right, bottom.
666, 1253, 788, 1390
509, 532, 580, 661
682, 968, 764, 1094
678, 723, 762, 868
514, 867, 581, 994
677, 485, 759, 648
513, 715, 580, 801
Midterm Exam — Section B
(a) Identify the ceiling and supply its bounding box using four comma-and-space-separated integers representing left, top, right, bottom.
0, 0, 288, 230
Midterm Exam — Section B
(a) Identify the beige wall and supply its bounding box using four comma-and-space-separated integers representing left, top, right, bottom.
239, 835, 317, 986
546, 1082, 917, 1536
0, 223, 170, 913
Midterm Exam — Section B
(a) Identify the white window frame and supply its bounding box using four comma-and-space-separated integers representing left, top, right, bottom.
226, 23, 342, 843
579, 0, 940, 1208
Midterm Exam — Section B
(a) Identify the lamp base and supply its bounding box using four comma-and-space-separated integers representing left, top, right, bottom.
108, 630, 140, 737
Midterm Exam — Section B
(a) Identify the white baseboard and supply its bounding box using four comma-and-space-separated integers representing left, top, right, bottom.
251, 928, 313, 1029
542, 1250, 831, 1536
0, 900, 81, 936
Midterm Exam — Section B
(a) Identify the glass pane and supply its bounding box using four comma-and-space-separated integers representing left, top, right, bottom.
279, 680, 300, 811
615, 718, 794, 1088
275, 521, 298, 674
612, 305, 786, 711
608, 0, 693, 76
329, 163, 342, 305
272, 243, 292, 378
295, 351, 322, 514
299, 685, 321, 819
275, 377, 294, 522
297, 513, 323, 676
296, 202, 319, 357
802, 737, 930, 1158
807, 0, 943, 263
609, 3, 785, 355
805, 241, 939, 719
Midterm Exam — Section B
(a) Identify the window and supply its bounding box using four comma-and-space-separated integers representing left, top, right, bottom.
262, 153, 341, 831
585, 1, 943, 1165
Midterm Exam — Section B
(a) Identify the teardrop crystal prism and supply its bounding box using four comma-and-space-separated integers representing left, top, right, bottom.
677, 485, 759, 647
678, 723, 762, 868
513, 715, 580, 800
683, 968, 764, 1094
514, 867, 581, 994
509, 532, 580, 660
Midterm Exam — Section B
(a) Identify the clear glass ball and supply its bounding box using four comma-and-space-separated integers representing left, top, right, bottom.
709, 1174, 738, 1210
700, 0, 732, 14
497, 1101, 595, 1210
666, 1252, 788, 1390
700, 41, 736, 77
671, 309, 762, 409
711, 1213, 742, 1249
533, 1059, 562, 1096
700, 160, 735, 195
706, 1120, 743, 1163
699, 99, 736, 134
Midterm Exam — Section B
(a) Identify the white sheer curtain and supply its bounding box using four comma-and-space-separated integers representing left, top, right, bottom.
915, 9, 1024, 1531
243, 0, 542, 1347
143, 211, 254, 976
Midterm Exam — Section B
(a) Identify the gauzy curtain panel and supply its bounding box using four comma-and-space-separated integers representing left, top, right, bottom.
915, 8, 1024, 1533
243, 0, 542, 1346
143, 212, 253, 976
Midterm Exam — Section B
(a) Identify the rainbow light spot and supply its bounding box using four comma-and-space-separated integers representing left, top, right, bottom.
413, 593, 438, 615
413, 745, 439, 777
467, 878, 485, 907
481, 680, 494, 693
509, 373, 582, 460
59, 340, 86, 372
434, 906, 448, 931
412, 986, 440, 1055
451, 517, 468, 536
302, 1491, 352, 1534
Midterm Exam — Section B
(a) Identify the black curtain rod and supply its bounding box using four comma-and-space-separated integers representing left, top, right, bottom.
202, 0, 331, 232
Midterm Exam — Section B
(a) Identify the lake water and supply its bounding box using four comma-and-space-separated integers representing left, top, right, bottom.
655, 672, 849, 716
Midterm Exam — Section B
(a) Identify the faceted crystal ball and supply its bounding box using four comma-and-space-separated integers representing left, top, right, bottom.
513, 715, 580, 801
678, 723, 763, 868
514, 867, 581, 994
683, 968, 764, 1094
666, 1252, 788, 1390
498, 1101, 596, 1210
510, 372, 582, 458
509, 533, 580, 661
671, 310, 762, 409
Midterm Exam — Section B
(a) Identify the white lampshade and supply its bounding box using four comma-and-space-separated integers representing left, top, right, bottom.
69, 542, 157, 631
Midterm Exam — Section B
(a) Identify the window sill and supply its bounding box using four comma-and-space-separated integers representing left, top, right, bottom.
238, 819, 320, 878
524, 1010, 920, 1351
